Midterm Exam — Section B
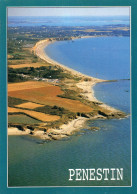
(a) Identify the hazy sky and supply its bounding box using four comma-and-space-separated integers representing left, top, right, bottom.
8, 7, 130, 17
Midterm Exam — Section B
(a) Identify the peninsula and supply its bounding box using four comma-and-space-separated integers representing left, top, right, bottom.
8, 25, 129, 140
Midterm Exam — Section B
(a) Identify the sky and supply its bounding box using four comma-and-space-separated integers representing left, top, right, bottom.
8, 7, 130, 17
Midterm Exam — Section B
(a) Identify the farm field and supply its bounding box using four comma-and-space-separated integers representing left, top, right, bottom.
9, 62, 49, 69
8, 81, 93, 113
8, 81, 51, 92
16, 102, 44, 109
8, 114, 41, 124
8, 107, 60, 122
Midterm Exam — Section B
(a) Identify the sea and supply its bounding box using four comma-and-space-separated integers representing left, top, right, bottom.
8, 16, 129, 27
8, 16, 131, 186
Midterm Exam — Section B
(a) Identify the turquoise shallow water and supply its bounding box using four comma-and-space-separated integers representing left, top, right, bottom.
8, 36, 131, 186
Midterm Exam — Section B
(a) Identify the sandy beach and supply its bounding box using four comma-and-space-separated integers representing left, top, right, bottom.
77, 81, 120, 113
8, 127, 30, 135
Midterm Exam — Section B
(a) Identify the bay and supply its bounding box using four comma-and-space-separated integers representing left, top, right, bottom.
45, 37, 130, 80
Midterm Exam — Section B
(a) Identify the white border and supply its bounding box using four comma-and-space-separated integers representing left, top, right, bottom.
6, 6, 132, 188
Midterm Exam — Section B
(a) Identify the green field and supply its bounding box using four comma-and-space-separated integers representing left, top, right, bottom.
8, 114, 41, 124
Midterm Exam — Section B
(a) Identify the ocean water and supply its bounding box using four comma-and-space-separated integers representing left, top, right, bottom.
8, 16, 129, 27
8, 117, 131, 186
8, 37, 131, 186
45, 37, 130, 80
94, 80, 130, 114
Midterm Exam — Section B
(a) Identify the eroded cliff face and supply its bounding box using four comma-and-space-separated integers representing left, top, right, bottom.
8, 105, 127, 141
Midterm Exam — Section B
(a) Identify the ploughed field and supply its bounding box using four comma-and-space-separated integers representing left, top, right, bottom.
16, 102, 44, 109
8, 107, 60, 122
8, 81, 93, 125
8, 81, 93, 113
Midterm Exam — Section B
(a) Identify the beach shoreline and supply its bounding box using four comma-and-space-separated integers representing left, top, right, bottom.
34, 38, 122, 112
8, 117, 88, 140
34, 38, 104, 100
8, 37, 126, 139
33, 38, 103, 81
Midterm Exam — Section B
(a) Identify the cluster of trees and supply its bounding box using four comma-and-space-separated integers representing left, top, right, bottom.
8, 72, 28, 83
8, 66, 70, 81
35, 105, 72, 116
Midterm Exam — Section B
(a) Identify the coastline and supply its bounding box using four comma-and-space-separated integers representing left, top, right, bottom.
34, 38, 122, 113
34, 38, 104, 101
33, 38, 103, 81
8, 117, 88, 140
8, 127, 31, 135
8, 37, 126, 139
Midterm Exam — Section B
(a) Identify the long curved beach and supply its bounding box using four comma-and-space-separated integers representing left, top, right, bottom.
34, 38, 102, 80
34, 38, 121, 113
